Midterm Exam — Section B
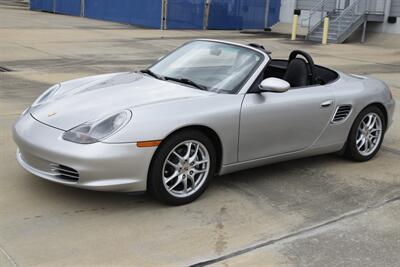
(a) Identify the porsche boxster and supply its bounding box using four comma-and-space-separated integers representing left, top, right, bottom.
13, 39, 395, 204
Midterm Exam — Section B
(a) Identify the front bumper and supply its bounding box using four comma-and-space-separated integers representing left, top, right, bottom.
13, 114, 156, 192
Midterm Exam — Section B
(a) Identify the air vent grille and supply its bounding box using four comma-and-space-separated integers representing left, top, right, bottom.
50, 163, 79, 182
332, 105, 352, 123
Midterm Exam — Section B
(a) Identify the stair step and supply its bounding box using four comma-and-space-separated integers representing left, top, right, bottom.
309, 34, 338, 38
312, 21, 355, 30
330, 23, 352, 26
309, 35, 338, 39
308, 37, 340, 42
309, 34, 338, 39
311, 33, 342, 38
313, 28, 343, 33
311, 33, 340, 38
328, 25, 351, 30
311, 20, 362, 36
311, 23, 355, 33
331, 19, 356, 23
329, 16, 355, 21
330, 20, 355, 25
310, 32, 338, 35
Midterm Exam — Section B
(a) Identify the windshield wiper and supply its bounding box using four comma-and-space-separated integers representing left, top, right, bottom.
164, 76, 208, 91
140, 69, 165, 80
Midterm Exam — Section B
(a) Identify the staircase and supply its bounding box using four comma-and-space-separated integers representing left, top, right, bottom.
306, 0, 385, 43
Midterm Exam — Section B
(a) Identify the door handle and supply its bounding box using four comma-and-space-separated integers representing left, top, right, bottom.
321, 100, 333, 108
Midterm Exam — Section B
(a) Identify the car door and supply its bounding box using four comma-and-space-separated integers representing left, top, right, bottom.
238, 85, 335, 162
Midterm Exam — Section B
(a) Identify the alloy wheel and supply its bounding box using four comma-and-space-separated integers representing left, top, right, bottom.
356, 112, 382, 156
162, 140, 210, 198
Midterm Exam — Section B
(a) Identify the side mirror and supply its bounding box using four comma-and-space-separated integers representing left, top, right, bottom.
259, 78, 290, 93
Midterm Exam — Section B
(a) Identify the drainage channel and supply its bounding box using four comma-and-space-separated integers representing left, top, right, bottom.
189, 194, 400, 267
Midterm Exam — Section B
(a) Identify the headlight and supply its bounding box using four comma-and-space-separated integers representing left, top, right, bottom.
32, 84, 61, 106
62, 110, 132, 144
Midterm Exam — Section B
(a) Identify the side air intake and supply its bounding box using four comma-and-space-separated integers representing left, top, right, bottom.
50, 163, 79, 182
332, 105, 352, 123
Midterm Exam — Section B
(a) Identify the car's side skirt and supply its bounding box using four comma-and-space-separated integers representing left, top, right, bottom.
218, 143, 344, 176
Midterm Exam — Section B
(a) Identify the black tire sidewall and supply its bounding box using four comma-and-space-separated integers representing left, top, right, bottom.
346, 106, 386, 161
148, 130, 216, 205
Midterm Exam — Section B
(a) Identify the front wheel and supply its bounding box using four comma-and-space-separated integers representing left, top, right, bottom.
148, 130, 216, 205
345, 106, 386, 161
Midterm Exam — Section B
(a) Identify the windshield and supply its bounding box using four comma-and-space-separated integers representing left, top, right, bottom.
149, 41, 263, 94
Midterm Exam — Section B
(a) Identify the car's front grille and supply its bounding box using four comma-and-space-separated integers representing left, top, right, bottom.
50, 163, 79, 182
332, 105, 352, 123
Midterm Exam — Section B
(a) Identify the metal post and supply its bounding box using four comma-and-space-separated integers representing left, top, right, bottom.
203, 0, 211, 30
291, 14, 299, 40
322, 16, 329, 44
361, 20, 367, 43
264, 0, 270, 29
321, 2, 324, 21
161, 0, 168, 30
80, 0, 85, 17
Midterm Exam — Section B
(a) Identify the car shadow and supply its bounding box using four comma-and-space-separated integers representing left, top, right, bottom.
22, 153, 350, 208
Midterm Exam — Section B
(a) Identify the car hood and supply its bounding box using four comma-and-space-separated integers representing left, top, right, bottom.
31, 72, 214, 130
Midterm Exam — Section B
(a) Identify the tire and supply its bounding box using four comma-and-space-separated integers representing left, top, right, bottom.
148, 130, 216, 205
345, 106, 386, 162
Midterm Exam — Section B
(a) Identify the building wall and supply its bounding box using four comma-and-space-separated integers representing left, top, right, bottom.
279, 0, 326, 28
30, 0, 278, 29
296, 0, 336, 10
390, 0, 400, 16
369, 0, 400, 34
279, 0, 296, 23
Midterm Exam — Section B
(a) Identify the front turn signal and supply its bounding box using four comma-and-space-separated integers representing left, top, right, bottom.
137, 140, 162, 148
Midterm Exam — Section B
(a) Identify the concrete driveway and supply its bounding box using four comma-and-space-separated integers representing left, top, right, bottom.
0, 1, 399, 266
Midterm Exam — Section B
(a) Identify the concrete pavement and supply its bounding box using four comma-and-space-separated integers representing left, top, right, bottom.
0, 1, 399, 266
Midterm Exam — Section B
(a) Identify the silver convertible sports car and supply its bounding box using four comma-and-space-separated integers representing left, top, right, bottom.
14, 40, 395, 205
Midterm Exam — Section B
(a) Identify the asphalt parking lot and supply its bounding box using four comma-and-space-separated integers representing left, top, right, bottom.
1, 1, 400, 266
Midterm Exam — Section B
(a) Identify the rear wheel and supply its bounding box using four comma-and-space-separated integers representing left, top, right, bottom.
148, 130, 216, 205
345, 106, 386, 161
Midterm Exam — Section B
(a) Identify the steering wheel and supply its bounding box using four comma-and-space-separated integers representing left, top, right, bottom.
288, 50, 317, 85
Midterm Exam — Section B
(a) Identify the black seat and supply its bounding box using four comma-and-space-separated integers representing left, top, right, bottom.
283, 58, 309, 87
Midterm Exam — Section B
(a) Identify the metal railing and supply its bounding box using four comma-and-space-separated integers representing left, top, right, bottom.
307, 0, 335, 34
306, 0, 387, 41
330, 0, 367, 38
